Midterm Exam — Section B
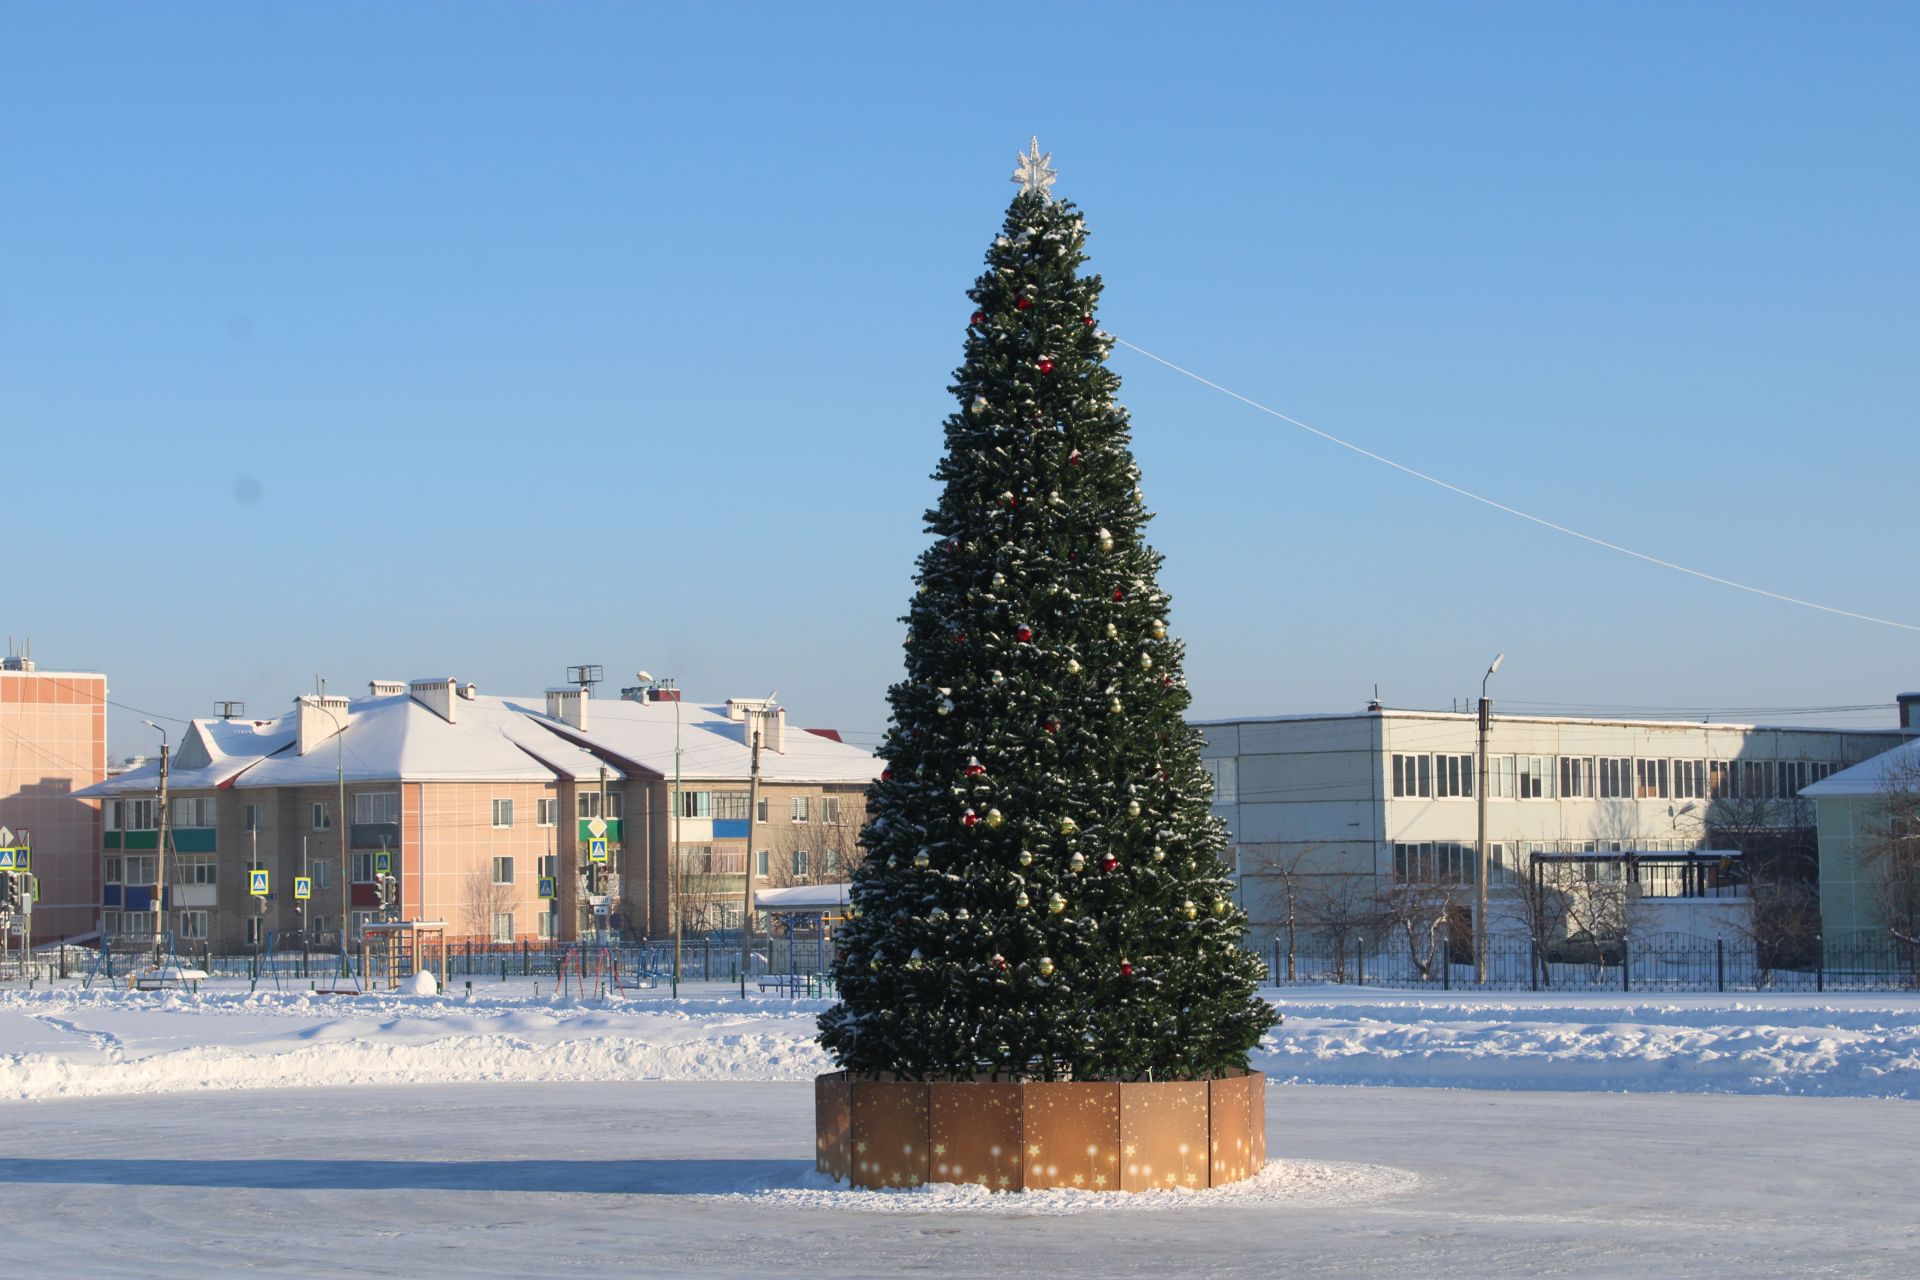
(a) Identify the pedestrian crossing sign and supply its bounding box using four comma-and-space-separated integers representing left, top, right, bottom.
374, 850, 392, 875
0, 849, 16, 870
589, 837, 608, 864
538, 876, 557, 900
294, 876, 312, 901
249, 869, 270, 896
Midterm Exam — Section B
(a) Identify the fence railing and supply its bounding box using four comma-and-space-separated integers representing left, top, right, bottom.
1265, 934, 1920, 993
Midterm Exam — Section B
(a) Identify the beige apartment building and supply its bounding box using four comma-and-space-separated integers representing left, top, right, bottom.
0, 653, 108, 945
79, 674, 881, 951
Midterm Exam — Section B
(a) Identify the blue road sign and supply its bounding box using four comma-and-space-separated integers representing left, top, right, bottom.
538, 876, 557, 899
249, 869, 270, 896
588, 837, 608, 864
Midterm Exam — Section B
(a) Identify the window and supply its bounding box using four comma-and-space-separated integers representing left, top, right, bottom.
350, 852, 375, 884
492, 856, 515, 885
1636, 758, 1669, 799
756, 798, 769, 823
790, 796, 810, 823
792, 849, 810, 878
705, 848, 745, 874
105, 800, 120, 831
821, 797, 842, 825
244, 804, 261, 832
1709, 760, 1735, 800
1392, 842, 1475, 884
177, 910, 208, 941
175, 797, 216, 828
1673, 759, 1706, 800
491, 912, 514, 944
1777, 760, 1812, 798
1489, 843, 1511, 886
348, 910, 373, 942
1559, 757, 1594, 799
123, 855, 156, 886
312, 860, 333, 891
125, 799, 157, 830
1488, 755, 1516, 799
1391, 754, 1432, 799
577, 792, 625, 820
537, 910, 557, 940
1598, 757, 1633, 799
536, 798, 557, 827
1519, 756, 1552, 799
1431, 754, 1472, 799
1202, 758, 1239, 804
539, 855, 559, 880
119, 910, 155, 940
492, 798, 514, 829
1741, 760, 1774, 799
681, 790, 713, 819
102, 910, 123, 938
824, 848, 841, 876
309, 915, 334, 940
354, 792, 400, 825
172, 854, 217, 885
755, 849, 770, 877
714, 792, 752, 820
104, 856, 124, 884
312, 802, 331, 830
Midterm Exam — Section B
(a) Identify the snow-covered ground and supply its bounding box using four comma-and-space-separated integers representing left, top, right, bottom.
3, 981, 1917, 1277
3, 980, 1919, 1101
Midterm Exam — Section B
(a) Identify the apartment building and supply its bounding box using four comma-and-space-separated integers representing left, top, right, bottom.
78, 674, 880, 950
1196, 704, 1909, 951
0, 653, 107, 944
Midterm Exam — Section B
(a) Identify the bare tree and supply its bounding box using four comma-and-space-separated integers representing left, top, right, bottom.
1498, 855, 1570, 988
1382, 872, 1467, 982
1859, 753, 1920, 980
459, 868, 518, 945
1234, 843, 1324, 981
1297, 872, 1385, 983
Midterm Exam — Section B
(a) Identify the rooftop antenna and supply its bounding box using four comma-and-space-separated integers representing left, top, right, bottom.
567, 664, 604, 695
214, 700, 245, 720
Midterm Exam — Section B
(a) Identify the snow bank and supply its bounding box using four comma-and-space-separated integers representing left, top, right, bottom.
1, 984, 1917, 1103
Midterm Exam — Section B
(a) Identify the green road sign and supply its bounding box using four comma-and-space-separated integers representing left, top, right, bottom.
293, 876, 312, 901
538, 876, 557, 900
588, 837, 608, 864
374, 850, 392, 875
249, 869, 270, 896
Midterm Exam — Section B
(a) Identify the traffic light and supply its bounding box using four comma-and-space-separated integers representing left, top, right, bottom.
376, 873, 398, 914
1, 874, 18, 913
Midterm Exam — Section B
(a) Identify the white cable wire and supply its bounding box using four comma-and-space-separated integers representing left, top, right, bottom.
1114, 337, 1920, 634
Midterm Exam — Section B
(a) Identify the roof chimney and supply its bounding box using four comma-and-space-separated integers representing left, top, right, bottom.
741, 702, 786, 755
409, 677, 459, 724
369, 679, 406, 697
295, 694, 351, 756
546, 685, 589, 731
460, 682, 478, 701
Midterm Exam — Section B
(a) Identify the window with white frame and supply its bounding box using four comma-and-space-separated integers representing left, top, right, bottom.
756, 798, 769, 823
1519, 756, 1553, 799
536, 797, 557, 827
792, 849, 810, 878
177, 910, 208, 941
824, 848, 841, 876
102, 909, 123, 938
1391, 753, 1432, 799
492, 856, 515, 885
821, 796, 842, 825
1741, 760, 1774, 799
125, 798, 157, 830
577, 791, 624, 820
1391, 841, 1475, 884
1777, 760, 1812, 798
1435, 754, 1474, 799
1636, 758, 1668, 799
492, 798, 514, 829
104, 856, 124, 884
491, 912, 514, 943
172, 854, 217, 885
1709, 760, 1735, 799
681, 791, 713, 819
349, 852, 375, 883
312, 802, 331, 830
1488, 755, 1516, 799
354, 792, 399, 825
755, 849, 770, 877
790, 796, 810, 823
537, 910, 557, 940
1673, 759, 1706, 800
312, 860, 332, 890
349, 910, 373, 942
120, 910, 155, 939
1559, 756, 1595, 799
714, 791, 752, 820
174, 797, 217, 828
1598, 757, 1632, 799
123, 855, 156, 886
538, 855, 559, 880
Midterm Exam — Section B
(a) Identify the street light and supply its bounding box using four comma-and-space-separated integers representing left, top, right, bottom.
640, 672, 684, 987
308, 695, 349, 974
142, 720, 169, 967
1475, 653, 1504, 984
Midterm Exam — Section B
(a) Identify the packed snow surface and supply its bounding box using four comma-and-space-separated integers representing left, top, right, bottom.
3, 981, 1919, 1102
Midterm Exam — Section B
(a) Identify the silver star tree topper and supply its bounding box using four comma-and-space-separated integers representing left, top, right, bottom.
1011, 136, 1057, 198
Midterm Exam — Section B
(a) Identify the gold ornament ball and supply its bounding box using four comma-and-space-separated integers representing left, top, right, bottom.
869, 957, 881, 971
992, 572, 1006, 589
1106, 622, 1118, 639
955, 907, 971, 922
1127, 799, 1142, 818
1015, 890, 1031, 909
985, 807, 1004, 829
1097, 528, 1114, 553
1151, 620, 1167, 640
937, 697, 954, 716
1182, 900, 1198, 920
914, 849, 931, 869
1066, 658, 1081, 675
1047, 892, 1067, 914
991, 669, 1005, 685
1152, 846, 1166, 863
1038, 956, 1055, 976
1018, 849, 1034, 867
1069, 851, 1086, 873
971, 395, 989, 415
1058, 815, 1078, 835
1139, 652, 1153, 670
1109, 697, 1124, 715
1213, 899, 1230, 917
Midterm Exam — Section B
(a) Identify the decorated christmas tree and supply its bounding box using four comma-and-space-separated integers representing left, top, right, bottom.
819, 140, 1273, 1083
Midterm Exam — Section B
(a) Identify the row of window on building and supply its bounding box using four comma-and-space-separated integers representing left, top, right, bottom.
676, 791, 843, 823
103, 907, 561, 946
1389, 754, 1842, 802
679, 845, 846, 879
1390, 836, 1720, 886
104, 790, 847, 832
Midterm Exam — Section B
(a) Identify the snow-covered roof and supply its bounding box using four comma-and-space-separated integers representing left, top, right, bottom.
755, 882, 851, 911
1804, 738, 1920, 799
78, 715, 299, 796
522, 696, 882, 784
1192, 707, 1910, 734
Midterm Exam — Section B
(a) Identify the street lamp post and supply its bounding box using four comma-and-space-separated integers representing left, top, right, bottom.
1475, 653, 1504, 984
308, 696, 349, 975
142, 720, 169, 968
638, 672, 683, 987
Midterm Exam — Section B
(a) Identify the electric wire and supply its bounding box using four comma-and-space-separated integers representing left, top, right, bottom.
1113, 338, 1920, 634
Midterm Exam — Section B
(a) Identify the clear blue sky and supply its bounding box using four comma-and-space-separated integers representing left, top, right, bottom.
5, 2, 1917, 758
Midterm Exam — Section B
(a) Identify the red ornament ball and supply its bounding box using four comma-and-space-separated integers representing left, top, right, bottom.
1015, 296, 1032, 311
1043, 718, 1059, 734
962, 809, 979, 828
1016, 625, 1033, 643
1067, 449, 1083, 466
952, 631, 968, 645
1100, 853, 1118, 872
1082, 315, 1095, 327
992, 953, 1009, 972
1112, 588, 1126, 602
1037, 358, 1054, 374
1120, 959, 1134, 978
1162, 675, 1175, 688
881, 768, 894, 782
964, 760, 986, 777
970, 310, 985, 326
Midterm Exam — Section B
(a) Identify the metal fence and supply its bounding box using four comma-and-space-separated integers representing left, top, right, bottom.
1266, 933, 1920, 993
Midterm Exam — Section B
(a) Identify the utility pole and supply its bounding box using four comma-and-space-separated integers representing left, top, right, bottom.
741, 724, 763, 979
669, 681, 683, 986
597, 764, 610, 946
1475, 653, 1504, 984
143, 721, 171, 968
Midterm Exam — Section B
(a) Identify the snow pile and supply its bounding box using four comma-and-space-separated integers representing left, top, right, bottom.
2, 984, 1918, 1103
401, 969, 439, 996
